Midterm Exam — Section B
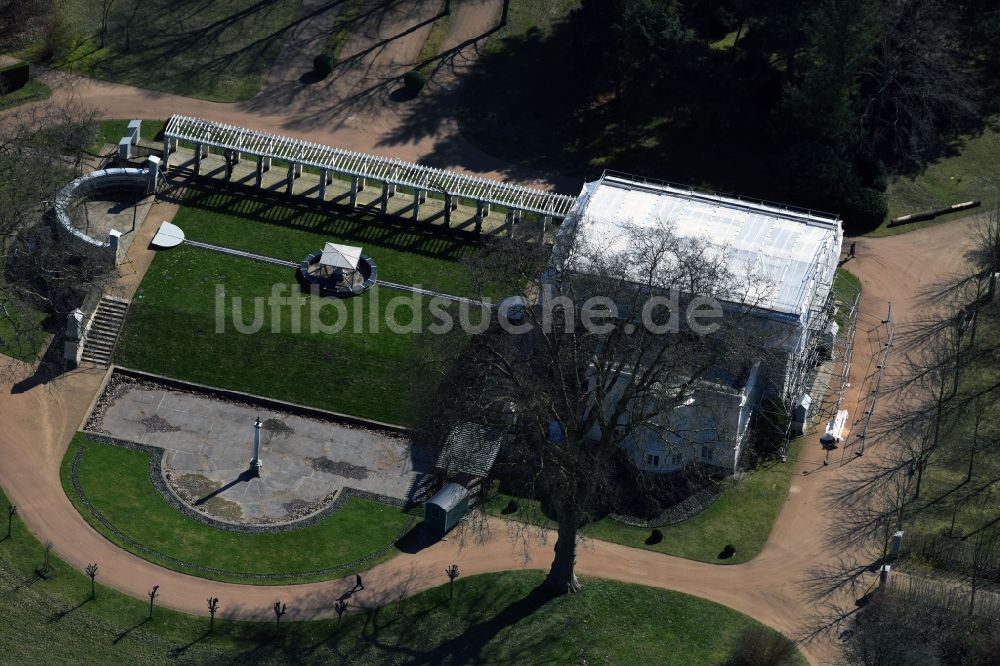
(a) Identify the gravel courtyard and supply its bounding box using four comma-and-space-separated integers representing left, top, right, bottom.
87, 374, 430, 524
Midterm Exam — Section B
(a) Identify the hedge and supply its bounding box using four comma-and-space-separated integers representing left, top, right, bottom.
0, 63, 30, 93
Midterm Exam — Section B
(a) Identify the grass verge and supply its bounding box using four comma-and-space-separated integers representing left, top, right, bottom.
61, 434, 411, 585
90, 119, 167, 154
324, 0, 365, 59
874, 119, 1000, 237
415, 2, 451, 76
488, 438, 805, 564
0, 473, 803, 664
0, 286, 48, 363
0, 79, 51, 110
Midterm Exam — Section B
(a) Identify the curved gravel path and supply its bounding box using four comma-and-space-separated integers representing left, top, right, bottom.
0, 15, 986, 663
0, 214, 979, 664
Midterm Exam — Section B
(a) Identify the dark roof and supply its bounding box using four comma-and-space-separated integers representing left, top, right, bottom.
427, 483, 469, 511
435, 422, 504, 477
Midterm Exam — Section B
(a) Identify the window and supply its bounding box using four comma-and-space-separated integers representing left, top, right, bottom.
701, 446, 713, 460
672, 453, 682, 465
646, 454, 660, 467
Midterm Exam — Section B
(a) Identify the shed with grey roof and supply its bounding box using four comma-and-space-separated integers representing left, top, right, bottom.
424, 483, 470, 534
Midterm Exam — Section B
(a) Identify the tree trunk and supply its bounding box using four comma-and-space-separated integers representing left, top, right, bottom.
545, 520, 581, 593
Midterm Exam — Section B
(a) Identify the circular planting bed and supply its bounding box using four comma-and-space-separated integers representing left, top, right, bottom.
297, 251, 377, 296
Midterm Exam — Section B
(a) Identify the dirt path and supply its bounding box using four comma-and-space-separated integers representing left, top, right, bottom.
1, 8, 987, 663
0, 213, 980, 664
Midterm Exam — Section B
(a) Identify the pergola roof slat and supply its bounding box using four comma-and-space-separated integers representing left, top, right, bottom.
165, 115, 578, 218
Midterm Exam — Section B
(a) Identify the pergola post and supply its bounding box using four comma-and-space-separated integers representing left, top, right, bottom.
319, 169, 327, 200
350, 176, 361, 207
162, 137, 170, 170
506, 209, 518, 238
286, 162, 295, 194
380, 181, 392, 214
262, 155, 271, 172
475, 200, 489, 234
294, 162, 302, 177
539, 215, 552, 245
194, 142, 202, 175
444, 193, 455, 228
200, 143, 209, 158
233, 151, 241, 165
413, 189, 425, 221
255, 156, 264, 187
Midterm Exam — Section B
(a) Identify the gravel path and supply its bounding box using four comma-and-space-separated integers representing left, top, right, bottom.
0, 7, 988, 663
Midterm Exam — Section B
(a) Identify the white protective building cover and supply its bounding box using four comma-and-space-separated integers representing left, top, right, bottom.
561, 176, 843, 318
319, 242, 363, 270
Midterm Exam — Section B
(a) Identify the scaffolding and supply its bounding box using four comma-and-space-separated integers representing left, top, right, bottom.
162, 115, 577, 220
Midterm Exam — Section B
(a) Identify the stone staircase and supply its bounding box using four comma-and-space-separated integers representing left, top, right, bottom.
81, 296, 129, 366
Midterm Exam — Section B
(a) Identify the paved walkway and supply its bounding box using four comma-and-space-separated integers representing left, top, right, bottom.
0, 9, 986, 664
0, 214, 979, 664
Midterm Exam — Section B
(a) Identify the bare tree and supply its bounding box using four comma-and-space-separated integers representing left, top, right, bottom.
445, 564, 460, 600
37, 540, 52, 577
6, 504, 15, 539
0, 99, 119, 376
0, 0, 50, 51
207, 597, 219, 632
417, 223, 772, 594
99, 0, 116, 48
147, 585, 159, 619
273, 601, 286, 627
859, 0, 978, 167
966, 511, 999, 617
85, 563, 98, 599
334, 598, 348, 628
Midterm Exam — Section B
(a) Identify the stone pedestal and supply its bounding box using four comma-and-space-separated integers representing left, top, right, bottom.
146, 156, 161, 192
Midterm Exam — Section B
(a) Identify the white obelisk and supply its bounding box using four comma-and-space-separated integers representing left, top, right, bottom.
250, 417, 262, 474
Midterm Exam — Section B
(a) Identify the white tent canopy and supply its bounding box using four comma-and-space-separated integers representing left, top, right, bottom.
319, 242, 362, 270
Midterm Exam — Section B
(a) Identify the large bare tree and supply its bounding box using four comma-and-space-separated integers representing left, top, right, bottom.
0, 98, 113, 371
417, 220, 776, 593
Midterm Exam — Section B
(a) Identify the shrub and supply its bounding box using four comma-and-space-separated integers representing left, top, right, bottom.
646, 528, 663, 545
840, 187, 888, 233
719, 544, 737, 559
313, 53, 333, 79
0, 63, 30, 94
502, 499, 519, 514
403, 70, 426, 94
725, 626, 796, 666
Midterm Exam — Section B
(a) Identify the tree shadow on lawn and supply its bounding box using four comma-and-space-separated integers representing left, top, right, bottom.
71, 0, 351, 101
158, 175, 482, 264
48, 596, 92, 623
113, 616, 150, 644
322, 583, 558, 664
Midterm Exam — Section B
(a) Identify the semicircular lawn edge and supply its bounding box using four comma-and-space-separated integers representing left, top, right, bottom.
60, 434, 413, 585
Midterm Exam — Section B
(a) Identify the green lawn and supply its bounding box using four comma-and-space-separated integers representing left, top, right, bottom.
18, 1, 302, 101
0, 474, 803, 664
489, 437, 805, 565
902, 300, 1000, 547
90, 118, 167, 154
875, 119, 1000, 236
832, 268, 862, 328
116, 191, 479, 425
0, 286, 48, 363
61, 434, 411, 585
0, 78, 51, 110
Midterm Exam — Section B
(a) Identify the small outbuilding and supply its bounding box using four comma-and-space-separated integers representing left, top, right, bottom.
424, 483, 470, 535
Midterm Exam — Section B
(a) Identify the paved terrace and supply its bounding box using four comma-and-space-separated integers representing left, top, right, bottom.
88, 377, 429, 525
